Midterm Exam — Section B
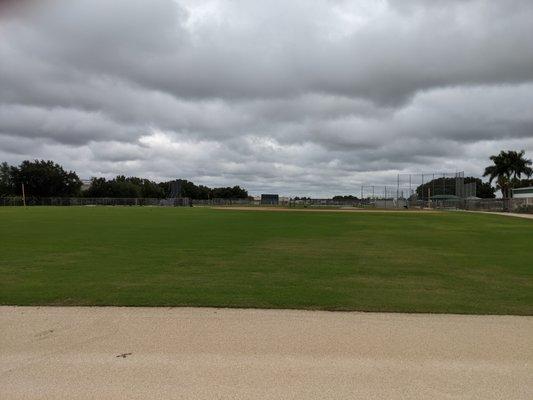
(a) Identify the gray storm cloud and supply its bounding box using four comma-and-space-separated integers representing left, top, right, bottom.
0, 0, 532, 196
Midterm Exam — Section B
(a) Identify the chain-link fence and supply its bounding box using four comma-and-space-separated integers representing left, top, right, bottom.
0, 197, 260, 207
191, 198, 256, 206
0, 197, 191, 207
1, 195, 531, 213
357, 172, 469, 208
463, 198, 532, 213
405, 197, 532, 213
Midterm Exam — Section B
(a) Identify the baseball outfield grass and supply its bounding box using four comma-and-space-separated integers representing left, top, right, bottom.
0, 206, 531, 314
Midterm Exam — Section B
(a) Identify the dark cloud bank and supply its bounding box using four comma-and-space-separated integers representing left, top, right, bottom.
1, 0, 532, 196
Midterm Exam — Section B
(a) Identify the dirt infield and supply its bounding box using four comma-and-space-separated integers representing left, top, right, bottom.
473, 211, 533, 220
212, 206, 439, 213
1, 307, 531, 399
213, 206, 533, 219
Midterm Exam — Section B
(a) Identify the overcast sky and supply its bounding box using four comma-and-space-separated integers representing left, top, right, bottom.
1, 0, 532, 196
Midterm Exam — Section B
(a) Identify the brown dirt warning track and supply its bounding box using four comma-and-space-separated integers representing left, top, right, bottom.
211, 206, 440, 213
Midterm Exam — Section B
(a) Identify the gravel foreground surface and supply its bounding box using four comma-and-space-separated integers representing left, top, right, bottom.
1, 307, 532, 399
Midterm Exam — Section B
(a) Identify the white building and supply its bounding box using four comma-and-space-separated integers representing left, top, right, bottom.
512, 186, 533, 204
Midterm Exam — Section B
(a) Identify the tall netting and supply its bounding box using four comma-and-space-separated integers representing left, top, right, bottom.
359, 185, 409, 208
396, 171, 465, 201
359, 172, 466, 208
464, 182, 477, 198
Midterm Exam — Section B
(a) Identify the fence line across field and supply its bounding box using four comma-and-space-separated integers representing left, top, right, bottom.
0, 197, 191, 207
1, 167, 532, 215
1, 196, 531, 213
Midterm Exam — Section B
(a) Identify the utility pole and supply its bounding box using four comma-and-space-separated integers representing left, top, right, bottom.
396, 174, 400, 203
22, 183, 26, 207
397, 175, 401, 208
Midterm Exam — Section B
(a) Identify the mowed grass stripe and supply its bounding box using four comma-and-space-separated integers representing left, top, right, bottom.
0, 207, 531, 314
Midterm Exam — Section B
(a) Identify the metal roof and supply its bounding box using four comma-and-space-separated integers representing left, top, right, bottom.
512, 186, 533, 193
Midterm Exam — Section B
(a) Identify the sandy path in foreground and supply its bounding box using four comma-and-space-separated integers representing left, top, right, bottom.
1, 307, 532, 400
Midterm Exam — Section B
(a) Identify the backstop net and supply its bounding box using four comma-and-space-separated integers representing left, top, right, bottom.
360, 172, 468, 208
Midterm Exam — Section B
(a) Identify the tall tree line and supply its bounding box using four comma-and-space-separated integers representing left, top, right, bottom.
415, 177, 496, 199
2, 153, 531, 199
1, 160, 82, 197
0, 160, 248, 199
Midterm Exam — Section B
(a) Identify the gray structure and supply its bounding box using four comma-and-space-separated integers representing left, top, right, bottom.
169, 180, 183, 198
464, 182, 477, 198
512, 186, 533, 199
261, 194, 279, 205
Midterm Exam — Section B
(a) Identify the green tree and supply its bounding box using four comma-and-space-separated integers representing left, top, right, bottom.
210, 186, 248, 199
138, 179, 165, 198
415, 176, 495, 199
332, 195, 359, 201
158, 179, 211, 199
10, 160, 82, 197
483, 150, 532, 198
415, 177, 458, 198
84, 176, 165, 198
514, 178, 533, 188
0, 162, 14, 196
464, 177, 495, 198
87, 177, 249, 199
84, 177, 109, 197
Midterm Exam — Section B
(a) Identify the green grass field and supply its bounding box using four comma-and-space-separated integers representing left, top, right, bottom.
1, 207, 532, 315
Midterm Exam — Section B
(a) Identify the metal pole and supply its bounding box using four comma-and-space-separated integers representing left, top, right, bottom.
22, 183, 26, 207
396, 174, 400, 202
421, 174, 424, 200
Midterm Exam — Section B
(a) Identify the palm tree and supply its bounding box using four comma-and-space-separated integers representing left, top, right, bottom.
483, 150, 532, 198
508, 150, 533, 181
